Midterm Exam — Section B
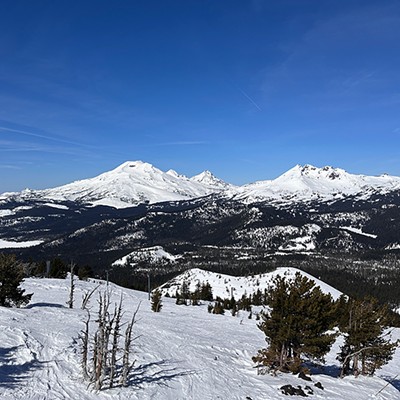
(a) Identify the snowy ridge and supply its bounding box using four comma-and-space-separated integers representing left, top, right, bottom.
159, 267, 343, 301
0, 276, 398, 399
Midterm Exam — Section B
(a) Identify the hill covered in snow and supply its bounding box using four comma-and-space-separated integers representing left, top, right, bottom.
0, 274, 399, 399
158, 267, 343, 301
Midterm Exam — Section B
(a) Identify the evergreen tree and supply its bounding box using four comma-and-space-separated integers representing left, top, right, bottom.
253, 273, 336, 374
252, 288, 263, 306
151, 289, 163, 312
49, 258, 68, 279
338, 296, 398, 377
212, 300, 225, 315
78, 265, 93, 281
0, 253, 32, 307
200, 282, 213, 301
178, 280, 190, 305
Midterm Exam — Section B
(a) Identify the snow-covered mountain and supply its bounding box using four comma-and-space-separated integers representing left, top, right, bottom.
3, 161, 231, 208
228, 164, 400, 204
2, 162, 400, 208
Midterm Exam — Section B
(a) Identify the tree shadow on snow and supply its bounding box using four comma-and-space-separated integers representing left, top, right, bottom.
308, 363, 341, 378
129, 359, 195, 388
0, 346, 43, 388
380, 376, 400, 393
25, 302, 65, 309
391, 379, 400, 392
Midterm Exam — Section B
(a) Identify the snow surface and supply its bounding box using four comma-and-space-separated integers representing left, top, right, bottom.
386, 243, 400, 250
0, 275, 399, 399
42, 203, 69, 210
0, 210, 13, 217
0, 239, 43, 249
340, 226, 377, 239
159, 267, 343, 301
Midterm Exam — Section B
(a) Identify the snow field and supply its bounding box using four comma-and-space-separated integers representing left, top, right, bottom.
0, 275, 398, 399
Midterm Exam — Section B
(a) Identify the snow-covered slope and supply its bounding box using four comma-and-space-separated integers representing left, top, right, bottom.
112, 246, 182, 267
159, 267, 343, 300
228, 164, 400, 204
0, 276, 398, 399
5, 161, 230, 208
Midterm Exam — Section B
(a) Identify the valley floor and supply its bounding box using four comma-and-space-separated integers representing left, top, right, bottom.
0, 277, 399, 399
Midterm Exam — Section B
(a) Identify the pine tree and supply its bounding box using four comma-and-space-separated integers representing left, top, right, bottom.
200, 282, 213, 301
338, 296, 399, 377
253, 272, 336, 374
0, 253, 32, 307
212, 300, 225, 315
151, 289, 163, 312
180, 280, 190, 303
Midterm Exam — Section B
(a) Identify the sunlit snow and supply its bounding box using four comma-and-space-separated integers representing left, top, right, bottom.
0, 275, 398, 399
0, 239, 43, 249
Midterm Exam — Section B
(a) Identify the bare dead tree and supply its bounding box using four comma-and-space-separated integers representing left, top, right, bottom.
120, 302, 141, 387
67, 262, 75, 309
81, 284, 100, 310
94, 290, 111, 390
109, 296, 123, 388
82, 290, 140, 391
80, 309, 90, 380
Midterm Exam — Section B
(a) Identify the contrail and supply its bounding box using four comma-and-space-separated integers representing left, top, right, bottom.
0, 126, 85, 147
238, 88, 262, 111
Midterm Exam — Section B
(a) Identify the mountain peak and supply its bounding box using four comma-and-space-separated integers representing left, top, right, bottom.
284, 164, 348, 180
114, 160, 160, 173
190, 170, 231, 188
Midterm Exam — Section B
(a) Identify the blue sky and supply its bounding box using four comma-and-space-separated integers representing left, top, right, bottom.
1, 0, 400, 192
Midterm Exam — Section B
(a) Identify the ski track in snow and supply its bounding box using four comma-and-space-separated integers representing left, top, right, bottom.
0, 277, 399, 399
